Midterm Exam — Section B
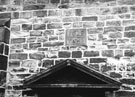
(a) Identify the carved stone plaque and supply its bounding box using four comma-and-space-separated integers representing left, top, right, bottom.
66, 29, 86, 46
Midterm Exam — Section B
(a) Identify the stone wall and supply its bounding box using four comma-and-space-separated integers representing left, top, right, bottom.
0, 0, 135, 97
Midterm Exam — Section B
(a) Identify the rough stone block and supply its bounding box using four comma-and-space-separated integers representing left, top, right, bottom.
106, 21, 121, 26
84, 51, 99, 57
120, 78, 135, 85
10, 53, 28, 60
9, 61, 20, 68
12, 12, 19, 19
118, 0, 135, 5
0, 43, 4, 54
4, 45, 9, 55
109, 32, 122, 38
23, 0, 37, 5
29, 43, 41, 49
63, 9, 74, 16
47, 23, 62, 29
42, 60, 54, 68
124, 32, 135, 38
72, 51, 82, 58
37, 37, 48, 42
122, 20, 135, 26
20, 11, 32, 19
118, 14, 131, 19
50, 0, 60, 4
75, 9, 82, 16
43, 42, 64, 47
0, 55, 7, 70
125, 26, 135, 31
0, 0, 10, 5
11, 25, 20, 31
102, 50, 114, 57
37, 0, 49, 4
0, 6, 6, 12
22, 24, 32, 30
30, 31, 42, 36
82, 16, 98, 21
0, 27, 10, 44
104, 27, 123, 34
124, 50, 135, 57
23, 5, 45, 10
0, 13, 11, 19
49, 36, 58, 41
0, 71, 6, 86
89, 64, 99, 71
48, 10, 62, 16
33, 10, 47, 17
11, 38, 26, 44
90, 58, 107, 63
101, 64, 112, 72
130, 6, 135, 11
83, 22, 96, 28
33, 24, 46, 30
29, 52, 45, 60
27, 37, 37, 43
73, 22, 82, 28
58, 51, 71, 58
44, 30, 54, 36
112, 7, 128, 14
100, 8, 112, 15
110, 72, 122, 78
87, 28, 103, 34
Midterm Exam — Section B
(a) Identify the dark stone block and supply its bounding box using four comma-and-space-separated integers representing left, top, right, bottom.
33, 10, 47, 17
0, 71, 6, 86
75, 9, 82, 16
0, 0, 10, 5
125, 50, 135, 57
72, 51, 82, 58
115, 91, 135, 97
37, 0, 49, 4
51, 0, 60, 4
101, 64, 112, 72
33, 24, 46, 30
102, 50, 114, 57
42, 60, 54, 68
84, 51, 99, 57
0, 43, 4, 54
0, 55, 7, 70
9, 53, 28, 60
120, 78, 135, 85
82, 16, 98, 21
23, 5, 45, 10
0, 7, 6, 12
4, 44, 9, 55
58, 51, 71, 58
9, 61, 20, 68
90, 58, 107, 63
0, 13, 11, 19
124, 32, 135, 37
110, 72, 122, 78
12, 12, 19, 19
125, 26, 135, 31
22, 24, 32, 30
0, 27, 10, 44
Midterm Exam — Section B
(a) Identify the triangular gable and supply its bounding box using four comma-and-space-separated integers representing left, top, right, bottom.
23, 59, 121, 89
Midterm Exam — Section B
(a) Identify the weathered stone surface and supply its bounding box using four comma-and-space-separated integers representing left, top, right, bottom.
109, 32, 122, 38
120, 78, 135, 85
11, 25, 20, 31
50, 0, 60, 4
9, 61, 20, 68
23, 5, 45, 10
117, 39, 129, 44
4, 45, 9, 55
84, 51, 99, 57
23, 0, 37, 5
118, 14, 131, 19
30, 31, 42, 36
89, 64, 99, 71
72, 51, 82, 58
12, 12, 19, 19
22, 24, 32, 30
0, 13, 11, 19
112, 7, 128, 14
104, 27, 123, 34
42, 60, 54, 68
63, 17, 81, 22
102, 50, 114, 57
43, 42, 64, 47
37, 37, 48, 42
44, 30, 54, 36
33, 24, 46, 30
29, 43, 41, 49
20, 11, 32, 19
90, 58, 107, 63
58, 51, 71, 58
83, 22, 96, 28
27, 37, 37, 43
87, 28, 103, 34
118, 0, 135, 5
0, 43, 4, 54
130, 6, 135, 11
47, 23, 62, 29
82, 16, 98, 21
115, 91, 135, 97
9, 53, 28, 60
125, 50, 135, 57
73, 22, 82, 28
115, 50, 123, 59
75, 9, 82, 16
37, 0, 49, 4
49, 36, 58, 41
125, 26, 135, 31
123, 20, 135, 26
0, 28, 10, 44
0, 71, 6, 86
11, 38, 26, 44
96, 22, 104, 27
63, 9, 74, 16
48, 10, 62, 16
110, 72, 122, 78
100, 8, 112, 15
106, 21, 121, 26
103, 39, 116, 45
29, 52, 45, 60
21, 60, 40, 68
124, 32, 135, 37
33, 10, 47, 17
101, 64, 112, 72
